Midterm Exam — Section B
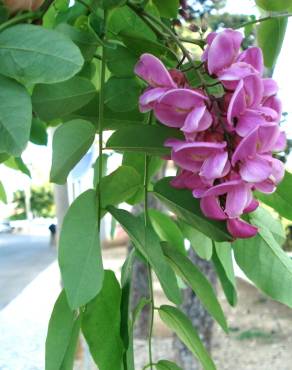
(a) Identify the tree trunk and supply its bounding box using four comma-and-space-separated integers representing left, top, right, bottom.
174, 249, 216, 370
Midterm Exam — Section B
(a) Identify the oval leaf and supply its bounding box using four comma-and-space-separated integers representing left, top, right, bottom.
159, 305, 216, 370
81, 270, 124, 370
256, 0, 292, 11
0, 24, 83, 84
156, 360, 183, 370
32, 77, 96, 121
59, 189, 104, 309
0, 75, 32, 156
50, 119, 95, 184
153, 177, 232, 242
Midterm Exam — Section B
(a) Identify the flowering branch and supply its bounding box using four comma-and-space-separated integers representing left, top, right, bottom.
234, 12, 292, 29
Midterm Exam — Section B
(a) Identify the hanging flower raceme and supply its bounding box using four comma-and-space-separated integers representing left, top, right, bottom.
134, 29, 286, 240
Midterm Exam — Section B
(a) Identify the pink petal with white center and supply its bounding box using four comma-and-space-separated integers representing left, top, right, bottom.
134, 53, 176, 88
225, 183, 251, 218
207, 29, 243, 75
181, 106, 212, 133
227, 79, 246, 125
227, 218, 258, 239
139, 87, 169, 112
237, 47, 264, 75
200, 151, 229, 180
239, 155, 272, 183
232, 128, 258, 165
200, 196, 227, 220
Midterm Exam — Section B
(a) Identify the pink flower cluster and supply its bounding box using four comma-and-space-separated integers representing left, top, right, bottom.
134, 29, 286, 239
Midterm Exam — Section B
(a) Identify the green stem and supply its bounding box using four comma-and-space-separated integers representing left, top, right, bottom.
234, 12, 292, 29
0, 11, 40, 32
97, 12, 107, 230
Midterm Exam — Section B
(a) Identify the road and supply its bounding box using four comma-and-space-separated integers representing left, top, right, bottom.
0, 233, 56, 309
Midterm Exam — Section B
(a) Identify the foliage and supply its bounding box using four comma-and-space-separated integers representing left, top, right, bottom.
0, 0, 291, 369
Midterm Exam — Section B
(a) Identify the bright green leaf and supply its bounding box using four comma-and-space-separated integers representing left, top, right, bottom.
257, 17, 287, 69
256, 0, 292, 11
0, 181, 7, 203
59, 190, 104, 309
162, 244, 228, 333
82, 270, 123, 370
0, 75, 32, 156
45, 290, 79, 370
30, 118, 48, 146
32, 77, 96, 122
153, 177, 232, 242
60, 315, 81, 370
213, 242, 237, 307
108, 206, 182, 305
50, 119, 95, 184
4, 156, 31, 177
159, 305, 216, 370
153, 0, 179, 18
156, 360, 183, 370
101, 0, 126, 10
256, 171, 292, 221
149, 209, 186, 255
106, 125, 184, 155
233, 227, 292, 308
105, 76, 140, 112
0, 24, 83, 84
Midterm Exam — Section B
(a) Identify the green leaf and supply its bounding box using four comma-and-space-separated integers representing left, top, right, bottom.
156, 360, 183, 370
45, 290, 79, 370
213, 242, 237, 307
105, 76, 140, 112
153, 177, 232, 242
4, 157, 31, 177
107, 5, 156, 41
179, 222, 213, 260
159, 305, 216, 370
82, 270, 124, 370
101, 0, 126, 9
255, 0, 292, 11
0, 75, 32, 156
32, 77, 96, 121
106, 125, 183, 155
108, 206, 182, 305
60, 315, 81, 370
153, 0, 179, 18
59, 190, 104, 309
92, 153, 109, 188
257, 17, 287, 69
0, 181, 7, 204
100, 166, 141, 211
233, 227, 292, 308
0, 24, 83, 84
149, 209, 186, 255
50, 119, 95, 184
256, 171, 292, 221
250, 207, 285, 245
162, 244, 228, 333
30, 118, 48, 146
106, 44, 137, 77
56, 23, 99, 61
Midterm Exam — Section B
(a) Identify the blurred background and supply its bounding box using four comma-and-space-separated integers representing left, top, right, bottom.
1, 0, 292, 369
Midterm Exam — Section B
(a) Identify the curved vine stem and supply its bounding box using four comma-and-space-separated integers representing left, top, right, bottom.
97, 10, 107, 229
234, 12, 292, 29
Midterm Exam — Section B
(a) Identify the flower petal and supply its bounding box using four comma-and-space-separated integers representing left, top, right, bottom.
200, 196, 227, 220
232, 128, 258, 165
139, 87, 169, 112
237, 47, 264, 75
225, 183, 250, 218
227, 79, 246, 125
181, 105, 212, 133
240, 155, 272, 183
200, 151, 229, 180
227, 218, 258, 239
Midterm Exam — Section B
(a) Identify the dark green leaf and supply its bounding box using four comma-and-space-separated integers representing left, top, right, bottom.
162, 244, 228, 332
50, 119, 95, 184
153, 177, 232, 242
153, 0, 179, 18
32, 77, 96, 122
257, 17, 287, 69
56, 23, 99, 61
233, 227, 292, 308
213, 242, 237, 307
30, 118, 48, 146
45, 290, 79, 370
108, 206, 182, 305
156, 360, 183, 370
82, 270, 123, 370
0, 75, 32, 156
101, 0, 126, 9
0, 24, 84, 84
159, 305, 216, 370
179, 222, 213, 260
105, 76, 140, 112
256, 0, 292, 11
92, 153, 109, 188
149, 209, 185, 255
106, 125, 183, 155
256, 171, 292, 221
106, 44, 137, 77
59, 190, 104, 309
